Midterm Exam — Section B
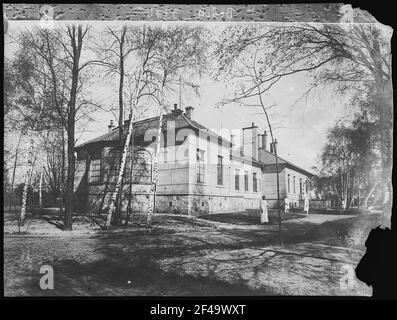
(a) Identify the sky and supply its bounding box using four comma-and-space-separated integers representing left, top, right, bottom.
5, 20, 349, 174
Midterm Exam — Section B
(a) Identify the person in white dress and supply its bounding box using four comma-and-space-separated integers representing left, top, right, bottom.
342, 199, 347, 211
260, 195, 269, 224
284, 197, 290, 213
304, 197, 310, 214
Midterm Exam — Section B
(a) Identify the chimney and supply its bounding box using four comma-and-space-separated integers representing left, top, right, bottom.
262, 130, 268, 150
270, 138, 278, 154
185, 106, 194, 119
242, 123, 258, 161
124, 113, 132, 126
171, 103, 183, 116
230, 134, 236, 148
108, 120, 114, 133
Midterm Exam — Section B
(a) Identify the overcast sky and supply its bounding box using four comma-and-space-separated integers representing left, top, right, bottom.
5, 20, 350, 173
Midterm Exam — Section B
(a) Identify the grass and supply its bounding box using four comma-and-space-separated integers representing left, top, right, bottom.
199, 209, 305, 226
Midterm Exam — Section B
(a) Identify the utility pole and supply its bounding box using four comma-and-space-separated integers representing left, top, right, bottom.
273, 139, 282, 246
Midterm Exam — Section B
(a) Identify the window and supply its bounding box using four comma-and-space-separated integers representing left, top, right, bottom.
175, 132, 187, 146
163, 149, 168, 163
244, 171, 249, 191
207, 136, 211, 163
235, 169, 240, 190
299, 178, 303, 195
89, 152, 102, 184
287, 174, 290, 193
217, 155, 223, 185
126, 151, 152, 184
102, 148, 120, 183
253, 172, 258, 192
196, 148, 205, 183
305, 180, 308, 193
293, 176, 296, 194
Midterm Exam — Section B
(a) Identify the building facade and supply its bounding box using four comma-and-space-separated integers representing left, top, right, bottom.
258, 132, 314, 208
74, 105, 313, 216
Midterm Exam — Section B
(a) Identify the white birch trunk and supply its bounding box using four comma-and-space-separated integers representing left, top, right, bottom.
9, 129, 23, 212
146, 105, 164, 228
105, 67, 143, 228
18, 100, 44, 228
39, 166, 43, 209
19, 138, 34, 227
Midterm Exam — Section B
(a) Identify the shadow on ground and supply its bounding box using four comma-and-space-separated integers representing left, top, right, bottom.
4, 210, 382, 296
199, 209, 304, 226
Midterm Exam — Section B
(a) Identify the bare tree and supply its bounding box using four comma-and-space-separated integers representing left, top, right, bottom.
7, 129, 24, 212
104, 25, 208, 228
90, 25, 140, 226
216, 43, 283, 244
16, 24, 97, 230
215, 22, 392, 220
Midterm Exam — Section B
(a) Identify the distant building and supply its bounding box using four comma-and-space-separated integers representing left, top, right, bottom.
74, 104, 313, 216
258, 133, 314, 207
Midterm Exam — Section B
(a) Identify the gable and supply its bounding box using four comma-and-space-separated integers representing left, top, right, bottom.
258, 148, 313, 177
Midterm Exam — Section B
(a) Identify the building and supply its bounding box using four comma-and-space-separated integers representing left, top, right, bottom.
258, 131, 314, 208
74, 104, 313, 216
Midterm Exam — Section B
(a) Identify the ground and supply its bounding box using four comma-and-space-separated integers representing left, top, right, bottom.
3, 208, 381, 296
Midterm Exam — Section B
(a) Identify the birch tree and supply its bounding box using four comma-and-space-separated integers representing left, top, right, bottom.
16, 24, 97, 230
90, 25, 139, 225
6, 49, 49, 227
104, 25, 208, 229
320, 118, 378, 209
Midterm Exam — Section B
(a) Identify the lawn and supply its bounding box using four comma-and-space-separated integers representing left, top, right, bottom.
199, 209, 305, 225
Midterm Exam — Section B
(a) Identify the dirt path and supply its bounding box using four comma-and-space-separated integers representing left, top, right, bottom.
4, 212, 378, 296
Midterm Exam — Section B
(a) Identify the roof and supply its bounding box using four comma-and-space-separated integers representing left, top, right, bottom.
76, 110, 313, 177
75, 110, 229, 150
258, 148, 314, 177
229, 148, 263, 168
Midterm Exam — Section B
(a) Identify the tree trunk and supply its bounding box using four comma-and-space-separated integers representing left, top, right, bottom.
363, 184, 377, 209
63, 119, 75, 231
105, 66, 143, 229
63, 26, 83, 231
39, 166, 43, 209
274, 146, 282, 245
125, 141, 135, 226
146, 106, 164, 228
18, 138, 35, 227
377, 86, 392, 224
257, 90, 282, 246
60, 128, 66, 219
9, 129, 23, 212
113, 27, 126, 227
18, 97, 45, 227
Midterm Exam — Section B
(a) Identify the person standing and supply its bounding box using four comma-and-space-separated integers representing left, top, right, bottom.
304, 196, 310, 214
284, 197, 290, 213
260, 195, 269, 224
342, 199, 347, 211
